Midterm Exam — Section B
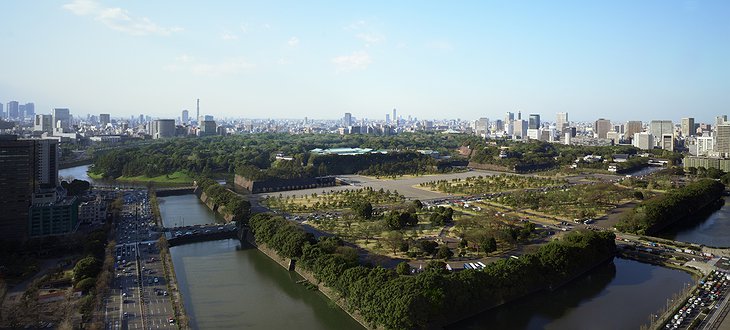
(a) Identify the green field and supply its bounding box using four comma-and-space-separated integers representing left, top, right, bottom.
112, 171, 194, 184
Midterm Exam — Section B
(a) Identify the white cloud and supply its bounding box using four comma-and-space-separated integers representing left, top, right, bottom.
345, 20, 367, 31
62, 0, 98, 15
331, 51, 372, 73
221, 30, 238, 40
287, 37, 300, 47
240, 24, 249, 34
165, 56, 254, 77
63, 0, 182, 36
356, 33, 384, 47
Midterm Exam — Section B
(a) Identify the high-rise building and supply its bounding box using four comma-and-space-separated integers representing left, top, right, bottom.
0, 102, 4, 118
556, 112, 568, 132
34, 114, 53, 134
182, 110, 189, 124
0, 136, 61, 241
696, 136, 714, 156
528, 114, 540, 130
625, 121, 643, 142
633, 132, 654, 150
0, 136, 35, 241
19, 104, 26, 118
681, 118, 695, 137
196, 99, 200, 123
660, 134, 675, 151
99, 114, 111, 127
594, 118, 611, 139
52, 108, 71, 131
150, 119, 176, 139
24, 103, 34, 117
715, 115, 727, 129
392, 108, 397, 127
385, 114, 390, 124
715, 124, 730, 156
650, 120, 673, 147
344, 112, 352, 127
200, 120, 217, 136
513, 120, 528, 139
475, 117, 489, 136
7, 101, 19, 119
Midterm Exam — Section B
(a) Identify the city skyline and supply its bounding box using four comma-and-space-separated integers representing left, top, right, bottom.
1, 1, 729, 122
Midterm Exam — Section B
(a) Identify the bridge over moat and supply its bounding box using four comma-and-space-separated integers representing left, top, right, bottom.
163, 222, 248, 247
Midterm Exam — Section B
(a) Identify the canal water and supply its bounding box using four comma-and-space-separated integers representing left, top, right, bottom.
658, 198, 730, 248
159, 194, 363, 330
449, 258, 693, 329
59, 164, 98, 184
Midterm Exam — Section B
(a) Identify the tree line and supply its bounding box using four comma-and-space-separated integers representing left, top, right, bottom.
91, 132, 470, 180
249, 213, 616, 329
616, 179, 725, 234
196, 178, 251, 222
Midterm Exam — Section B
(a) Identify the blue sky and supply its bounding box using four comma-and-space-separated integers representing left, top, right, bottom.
1, 0, 728, 123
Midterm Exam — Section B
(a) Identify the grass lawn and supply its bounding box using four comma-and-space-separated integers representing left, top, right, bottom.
115, 171, 194, 184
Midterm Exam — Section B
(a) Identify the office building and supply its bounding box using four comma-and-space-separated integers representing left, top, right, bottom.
650, 120, 673, 147
7, 101, 19, 119
34, 114, 54, 134
716, 115, 727, 129
528, 114, 540, 129
28, 197, 79, 237
52, 108, 71, 131
681, 118, 695, 137
200, 120, 217, 136
556, 112, 568, 132
100, 113, 110, 127
0, 136, 62, 241
513, 120, 528, 139
392, 108, 397, 127
593, 118, 611, 139
475, 117, 489, 136
696, 136, 714, 156
633, 132, 654, 150
0, 102, 4, 118
385, 114, 390, 124
625, 121, 643, 142
715, 124, 730, 156
660, 134, 675, 151
24, 103, 35, 117
182, 110, 189, 124
344, 112, 353, 127
150, 119, 176, 139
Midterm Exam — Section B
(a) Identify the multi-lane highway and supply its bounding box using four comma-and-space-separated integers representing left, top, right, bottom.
104, 190, 176, 329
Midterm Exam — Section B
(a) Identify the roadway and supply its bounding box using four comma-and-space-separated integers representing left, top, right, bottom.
104, 190, 176, 329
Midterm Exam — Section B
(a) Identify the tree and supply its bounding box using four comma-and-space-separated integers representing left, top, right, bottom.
384, 231, 405, 255
435, 245, 454, 260
480, 236, 497, 256
73, 256, 101, 284
396, 262, 411, 275
352, 201, 373, 219
418, 240, 439, 256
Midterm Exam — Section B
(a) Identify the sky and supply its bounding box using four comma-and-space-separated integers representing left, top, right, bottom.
1, 0, 729, 123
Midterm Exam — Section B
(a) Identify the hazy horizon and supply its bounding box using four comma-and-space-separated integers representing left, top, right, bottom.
2, 0, 729, 123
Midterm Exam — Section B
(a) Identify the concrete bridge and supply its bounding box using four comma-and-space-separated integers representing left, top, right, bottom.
163, 223, 245, 247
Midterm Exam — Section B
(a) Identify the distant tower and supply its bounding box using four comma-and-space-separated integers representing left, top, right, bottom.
196, 99, 200, 123
392, 108, 397, 126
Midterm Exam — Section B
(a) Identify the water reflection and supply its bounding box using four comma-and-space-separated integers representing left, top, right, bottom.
449, 258, 693, 330
658, 198, 730, 247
